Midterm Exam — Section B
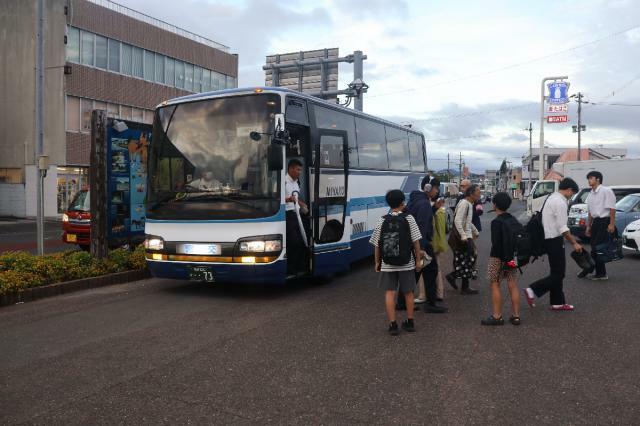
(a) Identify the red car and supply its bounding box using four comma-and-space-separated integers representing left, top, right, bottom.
62, 189, 91, 250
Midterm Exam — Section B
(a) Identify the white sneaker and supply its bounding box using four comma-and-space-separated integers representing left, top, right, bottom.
414, 298, 427, 304
589, 275, 609, 281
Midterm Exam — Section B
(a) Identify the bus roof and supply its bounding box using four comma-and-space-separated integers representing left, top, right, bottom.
157, 87, 424, 137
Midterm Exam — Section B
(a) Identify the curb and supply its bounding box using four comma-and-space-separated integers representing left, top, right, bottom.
0, 269, 151, 307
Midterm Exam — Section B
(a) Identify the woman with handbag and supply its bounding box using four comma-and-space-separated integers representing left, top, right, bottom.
446, 184, 481, 294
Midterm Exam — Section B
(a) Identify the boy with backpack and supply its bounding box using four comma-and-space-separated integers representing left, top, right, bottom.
523, 178, 583, 311
370, 189, 424, 335
481, 192, 523, 326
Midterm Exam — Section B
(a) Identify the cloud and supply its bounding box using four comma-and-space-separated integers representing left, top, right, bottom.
125, 0, 333, 85
327, 0, 409, 18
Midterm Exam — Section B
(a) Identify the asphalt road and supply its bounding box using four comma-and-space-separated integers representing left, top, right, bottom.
1, 201, 639, 424
0, 218, 70, 254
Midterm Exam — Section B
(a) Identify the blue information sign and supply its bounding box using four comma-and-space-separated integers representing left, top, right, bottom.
547, 81, 570, 104
106, 120, 152, 245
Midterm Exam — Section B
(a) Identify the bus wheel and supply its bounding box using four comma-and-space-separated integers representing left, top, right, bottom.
79, 244, 90, 252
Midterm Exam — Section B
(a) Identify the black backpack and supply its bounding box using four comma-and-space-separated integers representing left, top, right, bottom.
501, 215, 532, 268
379, 213, 413, 265
525, 197, 549, 260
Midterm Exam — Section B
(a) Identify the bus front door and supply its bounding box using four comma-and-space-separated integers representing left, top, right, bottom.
312, 130, 350, 276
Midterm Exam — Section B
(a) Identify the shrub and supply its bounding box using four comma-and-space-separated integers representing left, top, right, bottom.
0, 246, 147, 296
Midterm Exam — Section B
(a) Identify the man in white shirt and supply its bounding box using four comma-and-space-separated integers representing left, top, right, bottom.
285, 159, 308, 275
524, 178, 583, 311
583, 171, 617, 280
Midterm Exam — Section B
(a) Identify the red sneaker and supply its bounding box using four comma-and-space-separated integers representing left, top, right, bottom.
523, 288, 535, 308
550, 304, 574, 311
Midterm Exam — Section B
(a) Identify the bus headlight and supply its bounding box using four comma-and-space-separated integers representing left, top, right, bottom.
237, 236, 282, 253
239, 241, 265, 252
144, 236, 165, 251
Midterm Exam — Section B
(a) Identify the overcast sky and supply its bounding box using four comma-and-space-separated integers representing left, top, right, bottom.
127, 0, 640, 172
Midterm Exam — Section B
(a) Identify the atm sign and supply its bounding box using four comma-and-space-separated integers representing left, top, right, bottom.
547, 115, 568, 123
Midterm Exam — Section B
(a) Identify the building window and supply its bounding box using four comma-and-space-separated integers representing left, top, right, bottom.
143, 110, 154, 124
202, 69, 211, 92
94, 101, 106, 113
176, 60, 185, 89
80, 31, 94, 66
132, 46, 144, 78
194, 66, 202, 92
95, 35, 108, 69
108, 39, 120, 72
155, 53, 165, 84
65, 26, 233, 95
120, 106, 132, 120
143, 49, 154, 81
132, 108, 143, 123
184, 63, 194, 91
81, 99, 93, 132
121, 43, 132, 75
66, 27, 80, 62
107, 103, 119, 118
66, 96, 80, 132
165, 57, 175, 87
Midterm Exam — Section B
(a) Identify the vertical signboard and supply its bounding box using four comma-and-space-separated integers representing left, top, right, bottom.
106, 120, 152, 246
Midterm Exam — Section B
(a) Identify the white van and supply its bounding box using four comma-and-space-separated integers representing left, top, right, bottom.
526, 180, 557, 216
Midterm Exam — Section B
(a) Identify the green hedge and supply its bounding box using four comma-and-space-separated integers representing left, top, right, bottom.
0, 245, 146, 296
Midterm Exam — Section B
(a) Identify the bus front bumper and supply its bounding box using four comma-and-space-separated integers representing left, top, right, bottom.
146, 259, 287, 284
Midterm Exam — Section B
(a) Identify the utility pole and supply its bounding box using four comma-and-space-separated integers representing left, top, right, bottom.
458, 152, 462, 184
571, 92, 587, 161
352, 50, 365, 111
35, 0, 45, 255
539, 75, 568, 181
90, 110, 108, 260
447, 153, 450, 182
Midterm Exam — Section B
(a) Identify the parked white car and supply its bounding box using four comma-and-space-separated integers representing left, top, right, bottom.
622, 218, 640, 252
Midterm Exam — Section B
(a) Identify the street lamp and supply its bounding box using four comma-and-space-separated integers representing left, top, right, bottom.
539, 76, 568, 181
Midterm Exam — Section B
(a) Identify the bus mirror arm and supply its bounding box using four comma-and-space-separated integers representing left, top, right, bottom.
249, 130, 291, 146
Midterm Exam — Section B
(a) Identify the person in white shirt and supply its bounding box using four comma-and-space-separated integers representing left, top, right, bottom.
523, 178, 583, 311
582, 171, 617, 280
285, 159, 308, 275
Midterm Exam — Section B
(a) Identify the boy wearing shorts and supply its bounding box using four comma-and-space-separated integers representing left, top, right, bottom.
370, 190, 424, 335
481, 192, 521, 326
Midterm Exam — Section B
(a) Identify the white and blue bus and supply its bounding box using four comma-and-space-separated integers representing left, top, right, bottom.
144, 87, 427, 284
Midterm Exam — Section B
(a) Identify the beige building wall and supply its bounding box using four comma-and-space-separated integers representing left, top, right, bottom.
0, 0, 66, 172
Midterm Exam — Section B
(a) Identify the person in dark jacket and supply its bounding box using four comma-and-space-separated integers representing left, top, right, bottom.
400, 176, 448, 313
481, 192, 521, 326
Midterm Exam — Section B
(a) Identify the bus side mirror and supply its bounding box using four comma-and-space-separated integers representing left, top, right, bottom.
268, 145, 283, 171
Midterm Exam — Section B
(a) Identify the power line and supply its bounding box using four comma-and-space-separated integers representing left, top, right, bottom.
421, 103, 535, 121
369, 23, 640, 99
590, 102, 640, 107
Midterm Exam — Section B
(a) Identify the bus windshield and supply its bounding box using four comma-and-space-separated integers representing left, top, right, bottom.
147, 94, 282, 220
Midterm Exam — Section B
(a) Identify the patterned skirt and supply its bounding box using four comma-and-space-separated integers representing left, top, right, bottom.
486, 257, 518, 283
452, 249, 478, 280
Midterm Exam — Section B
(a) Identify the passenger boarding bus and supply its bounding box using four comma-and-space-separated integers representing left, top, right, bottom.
144, 87, 427, 284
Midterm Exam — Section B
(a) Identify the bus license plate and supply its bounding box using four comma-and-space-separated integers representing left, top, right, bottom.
188, 265, 215, 282
67, 234, 77, 243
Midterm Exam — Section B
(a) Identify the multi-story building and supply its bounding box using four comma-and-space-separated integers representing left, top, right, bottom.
0, 0, 238, 218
